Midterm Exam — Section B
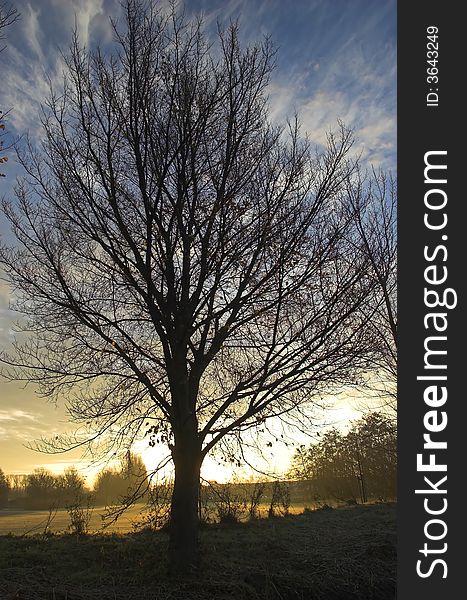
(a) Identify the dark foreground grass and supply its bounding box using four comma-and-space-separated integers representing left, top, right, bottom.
0, 503, 396, 600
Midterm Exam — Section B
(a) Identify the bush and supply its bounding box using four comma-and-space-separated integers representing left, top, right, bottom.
244, 481, 266, 520
66, 493, 93, 535
216, 484, 246, 524
268, 481, 290, 518
132, 481, 172, 532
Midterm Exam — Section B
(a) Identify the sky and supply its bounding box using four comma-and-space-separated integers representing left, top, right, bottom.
0, 0, 396, 484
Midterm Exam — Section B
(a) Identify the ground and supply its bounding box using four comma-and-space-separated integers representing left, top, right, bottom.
0, 503, 146, 536
0, 502, 317, 537
0, 503, 396, 600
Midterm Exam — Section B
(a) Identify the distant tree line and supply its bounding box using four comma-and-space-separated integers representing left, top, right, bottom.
288, 412, 396, 503
0, 454, 148, 510
0, 416, 396, 515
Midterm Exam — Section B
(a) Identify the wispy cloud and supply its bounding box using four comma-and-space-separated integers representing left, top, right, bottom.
2, 0, 396, 168
0, 409, 41, 422
22, 2, 45, 62
0, 407, 48, 442
2, 0, 115, 136
188, 0, 396, 169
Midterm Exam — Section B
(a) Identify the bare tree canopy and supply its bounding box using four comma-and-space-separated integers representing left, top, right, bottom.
348, 169, 397, 408
0, 0, 383, 572
288, 412, 397, 502
0, 2, 19, 51
0, 2, 19, 176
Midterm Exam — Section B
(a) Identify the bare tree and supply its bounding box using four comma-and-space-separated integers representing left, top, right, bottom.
346, 169, 397, 409
0, 110, 8, 176
0, 467, 9, 507
0, 2, 18, 51
288, 412, 396, 502
0, 2, 19, 176
0, 1, 377, 573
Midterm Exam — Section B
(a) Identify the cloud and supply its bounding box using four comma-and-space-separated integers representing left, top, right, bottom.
0, 408, 47, 442
0, 409, 41, 422
298, 89, 396, 168
1, 0, 116, 137
0, 279, 18, 349
22, 2, 45, 62
1, 40, 63, 138
2, 0, 395, 169
194, 0, 397, 170
0, 280, 11, 309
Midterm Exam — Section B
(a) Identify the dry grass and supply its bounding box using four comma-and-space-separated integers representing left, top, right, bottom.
0, 502, 396, 600
0, 503, 333, 536
0, 504, 146, 536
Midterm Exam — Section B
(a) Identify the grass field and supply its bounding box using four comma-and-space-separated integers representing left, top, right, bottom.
0, 502, 323, 536
0, 502, 396, 600
0, 504, 146, 536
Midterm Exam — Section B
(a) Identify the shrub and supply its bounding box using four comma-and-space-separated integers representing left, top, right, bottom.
268, 481, 290, 518
66, 493, 93, 535
132, 480, 172, 532
244, 481, 266, 520
210, 483, 246, 524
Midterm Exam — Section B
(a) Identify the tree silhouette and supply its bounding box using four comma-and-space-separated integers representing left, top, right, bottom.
24, 468, 58, 509
0, 111, 9, 177
0, 467, 9, 507
1, 0, 379, 572
57, 465, 87, 506
93, 453, 148, 506
288, 412, 396, 502
0, 2, 18, 52
349, 169, 397, 408
0, 2, 19, 177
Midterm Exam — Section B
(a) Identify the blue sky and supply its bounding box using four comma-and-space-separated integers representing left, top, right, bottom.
2, 0, 396, 165
0, 0, 396, 480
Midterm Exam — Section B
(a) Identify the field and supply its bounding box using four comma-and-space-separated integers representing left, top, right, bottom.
0, 502, 396, 600
0, 502, 317, 536
0, 504, 146, 536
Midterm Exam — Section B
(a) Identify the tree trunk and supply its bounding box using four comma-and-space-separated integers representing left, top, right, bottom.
169, 437, 202, 575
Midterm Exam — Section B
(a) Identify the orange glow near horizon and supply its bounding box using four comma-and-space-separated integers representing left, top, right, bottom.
2, 397, 375, 486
